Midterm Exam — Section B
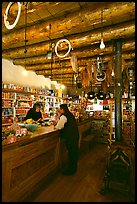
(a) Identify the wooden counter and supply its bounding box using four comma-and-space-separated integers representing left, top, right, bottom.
78, 118, 93, 148
2, 126, 59, 150
2, 118, 93, 202
2, 126, 61, 202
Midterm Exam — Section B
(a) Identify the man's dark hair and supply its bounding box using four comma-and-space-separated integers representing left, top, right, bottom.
60, 104, 69, 112
33, 102, 41, 110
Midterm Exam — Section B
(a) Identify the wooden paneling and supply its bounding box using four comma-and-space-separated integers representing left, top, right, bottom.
2, 118, 94, 202
2, 132, 61, 202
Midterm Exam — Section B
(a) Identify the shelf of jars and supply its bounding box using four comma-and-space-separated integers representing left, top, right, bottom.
2, 93, 15, 126
83, 96, 135, 144
122, 100, 135, 146
2, 115, 14, 126
2, 85, 63, 125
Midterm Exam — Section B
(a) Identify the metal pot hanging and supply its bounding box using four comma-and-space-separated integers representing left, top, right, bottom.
87, 91, 95, 100
97, 90, 106, 100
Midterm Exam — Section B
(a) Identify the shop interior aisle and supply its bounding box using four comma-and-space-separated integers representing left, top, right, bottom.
23, 143, 135, 202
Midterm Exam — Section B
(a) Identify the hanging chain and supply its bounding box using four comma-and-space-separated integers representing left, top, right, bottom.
58, 60, 62, 85
48, 24, 52, 50
101, 7, 103, 39
112, 39, 115, 71
48, 24, 53, 78
61, 61, 62, 85
50, 53, 53, 79
24, 3, 28, 68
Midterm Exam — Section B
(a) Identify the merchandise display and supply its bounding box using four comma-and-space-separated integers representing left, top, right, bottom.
2, 86, 63, 126
2, 2, 135, 202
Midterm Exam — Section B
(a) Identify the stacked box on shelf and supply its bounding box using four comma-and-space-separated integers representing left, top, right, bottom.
131, 122, 135, 145
91, 119, 109, 143
102, 122, 110, 143
122, 122, 131, 145
2, 87, 63, 126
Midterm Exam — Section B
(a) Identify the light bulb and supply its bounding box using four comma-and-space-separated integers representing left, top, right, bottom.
111, 70, 114, 76
61, 84, 65, 89
100, 39, 105, 49
22, 70, 28, 76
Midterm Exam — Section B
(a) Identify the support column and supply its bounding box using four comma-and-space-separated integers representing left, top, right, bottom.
114, 39, 123, 141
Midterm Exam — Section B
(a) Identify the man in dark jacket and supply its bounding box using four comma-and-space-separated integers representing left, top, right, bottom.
54, 104, 79, 175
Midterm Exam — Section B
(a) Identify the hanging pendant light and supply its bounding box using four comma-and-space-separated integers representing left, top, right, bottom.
100, 7, 105, 49
47, 24, 53, 60
100, 38, 105, 49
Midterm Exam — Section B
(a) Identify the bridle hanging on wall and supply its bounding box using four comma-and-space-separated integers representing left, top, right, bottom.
96, 56, 106, 82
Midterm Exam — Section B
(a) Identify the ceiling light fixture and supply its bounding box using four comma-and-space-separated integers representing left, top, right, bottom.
100, 39, 105, 49
100, 7, 105, 49
47, 51, 52, 59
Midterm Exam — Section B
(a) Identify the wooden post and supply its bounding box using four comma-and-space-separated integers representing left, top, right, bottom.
114, 39, 123, 141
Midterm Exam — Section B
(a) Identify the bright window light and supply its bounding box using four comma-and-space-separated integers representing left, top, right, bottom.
22, 70, 28, 76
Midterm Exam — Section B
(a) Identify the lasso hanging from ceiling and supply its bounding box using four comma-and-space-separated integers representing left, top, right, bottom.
55, 39, 72, 58
4, 2, 22, 30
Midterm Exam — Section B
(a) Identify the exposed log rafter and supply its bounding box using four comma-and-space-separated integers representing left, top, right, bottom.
2, 2, 135, 88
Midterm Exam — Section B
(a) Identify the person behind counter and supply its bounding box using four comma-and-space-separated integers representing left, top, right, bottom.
23, 102, 43, 122
54, 104, 79, 175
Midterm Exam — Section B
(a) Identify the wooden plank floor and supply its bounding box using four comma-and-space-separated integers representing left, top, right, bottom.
24, 143, 135, 202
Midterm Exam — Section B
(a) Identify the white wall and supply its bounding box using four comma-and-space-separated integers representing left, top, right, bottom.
2, 59, 52, 89
132, 99, 135, 112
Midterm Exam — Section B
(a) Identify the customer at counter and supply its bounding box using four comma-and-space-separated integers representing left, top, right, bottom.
54, 104, 79, 175
23, 102, 43, 122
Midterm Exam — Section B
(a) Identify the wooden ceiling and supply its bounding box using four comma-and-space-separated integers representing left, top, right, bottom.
2, 2, 135, 92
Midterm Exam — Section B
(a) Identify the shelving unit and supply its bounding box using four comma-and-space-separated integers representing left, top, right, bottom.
88, 98, 135, 145
109, 98, 135, 145
122, 98, 135, 146
90, 118, 110, 144
63, 97, 81, 107
15, 92, 34, 122
2, 91, 15, 125
2, 88, 63, 125
109, 99, 115, 144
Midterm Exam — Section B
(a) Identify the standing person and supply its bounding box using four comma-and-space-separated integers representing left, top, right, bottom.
54, 104, 79, 175
23, 102, 43, 122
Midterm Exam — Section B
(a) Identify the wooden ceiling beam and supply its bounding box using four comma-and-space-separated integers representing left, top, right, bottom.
36, 68, 76, 75
2, 2, 134, 50
2, 20, 134, 59
12, 40, 135, 66
37, 60, 133, 76
22, 52, 135, 71
44, 73, 75, 78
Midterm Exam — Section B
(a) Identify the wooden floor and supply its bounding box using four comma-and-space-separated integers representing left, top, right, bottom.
24, 143, 135, 202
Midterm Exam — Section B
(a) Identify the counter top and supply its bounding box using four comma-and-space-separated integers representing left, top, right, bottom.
2, 117, 94, 150
2, 125, 60, 151
29, 125, 58, 138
